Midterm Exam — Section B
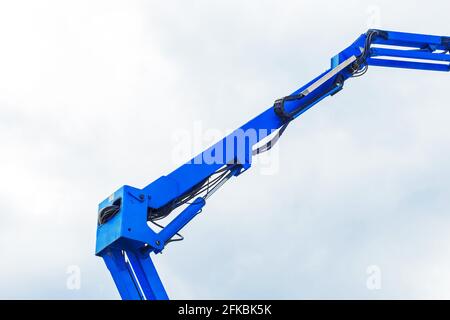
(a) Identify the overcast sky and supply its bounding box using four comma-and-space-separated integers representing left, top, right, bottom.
0, 0, 449, 299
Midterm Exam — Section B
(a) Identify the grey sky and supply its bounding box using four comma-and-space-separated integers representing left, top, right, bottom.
0, 0, 449, 299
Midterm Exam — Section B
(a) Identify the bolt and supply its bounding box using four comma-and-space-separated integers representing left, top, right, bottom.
139, 194, 144, 201
155, 240, 161, 246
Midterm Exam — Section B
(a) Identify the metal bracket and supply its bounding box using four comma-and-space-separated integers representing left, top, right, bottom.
274, 55, 355, 121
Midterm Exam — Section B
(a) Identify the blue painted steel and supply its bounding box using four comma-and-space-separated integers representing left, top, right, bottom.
372, 30, 448, 50
371, 48, 450, 62
156, 197, 205, 251
101, 248, 168, 300
102, 248, 144, 300
125, 251, 169, 300
95, 30, 449, 300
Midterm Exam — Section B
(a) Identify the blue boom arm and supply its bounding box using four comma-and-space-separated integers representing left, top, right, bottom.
95, 30, 449, 300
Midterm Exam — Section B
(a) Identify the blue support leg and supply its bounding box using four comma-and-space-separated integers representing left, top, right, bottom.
101, 248, 144, 300
102, 248, 168, 300
126, 251, 169, 300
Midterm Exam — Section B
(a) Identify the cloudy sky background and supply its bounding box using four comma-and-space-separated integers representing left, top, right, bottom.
0, 0, 449, 299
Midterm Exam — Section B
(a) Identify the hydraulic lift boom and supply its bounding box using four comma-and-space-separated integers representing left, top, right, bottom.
95, 29, 450, 300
